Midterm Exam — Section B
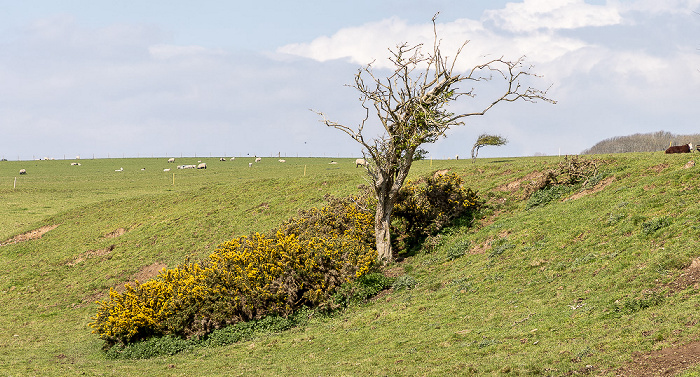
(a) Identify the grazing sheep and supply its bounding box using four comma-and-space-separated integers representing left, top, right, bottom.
230, 157, 235, 161
220, 158, 226, 161
255, 157, 262, 163
197, 163, 207, 169
355, 158, 367, 167
115, 167, 123, 172
163, 168, 171, 172
167, 158, 175, 163
278, 159, 286, 163
19, 169, 27, 175
665, 144, 691, 154
329, 161, 338, 165
177, 164, 197, 169
249, 162, 253, 167
70, 162, 81, 166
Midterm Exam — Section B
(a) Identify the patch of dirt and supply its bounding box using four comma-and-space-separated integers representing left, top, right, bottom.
649, 163, 669, 173
0, 224, 60, 246
66, 245, 115, 266
563, 176, 615, 202
612, 258, 700, 376
666, 258, 700, 294
495, 171, 545, 194
615, 341, 700, 376
115, 262, 167, 293
104, 228, 127, 238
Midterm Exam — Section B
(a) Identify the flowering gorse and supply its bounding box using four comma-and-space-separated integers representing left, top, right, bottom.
91, 194, 376, 348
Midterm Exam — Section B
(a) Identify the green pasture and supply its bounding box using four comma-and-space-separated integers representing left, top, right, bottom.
2, 152, 700, 376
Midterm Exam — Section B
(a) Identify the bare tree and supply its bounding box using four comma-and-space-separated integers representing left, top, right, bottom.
471, 133, 508, 162
316, 15, 555, 263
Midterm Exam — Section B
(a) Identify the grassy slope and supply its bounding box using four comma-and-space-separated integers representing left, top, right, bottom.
1, 154, 700, 376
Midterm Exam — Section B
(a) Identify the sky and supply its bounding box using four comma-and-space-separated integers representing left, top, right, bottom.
1, 0, 699, 160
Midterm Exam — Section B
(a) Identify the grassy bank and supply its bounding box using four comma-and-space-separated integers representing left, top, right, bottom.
2, 153, 700, 376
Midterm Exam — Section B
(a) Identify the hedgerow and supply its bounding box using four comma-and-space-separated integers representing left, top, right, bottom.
91, 194, 377, 348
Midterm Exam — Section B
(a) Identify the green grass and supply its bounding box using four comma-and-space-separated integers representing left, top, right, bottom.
2, 153, 700, 376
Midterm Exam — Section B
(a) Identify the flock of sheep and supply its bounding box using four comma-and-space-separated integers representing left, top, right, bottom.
13, 157, 371, 176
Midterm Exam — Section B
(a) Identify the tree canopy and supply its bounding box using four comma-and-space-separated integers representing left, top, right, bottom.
316, 14, 555, 262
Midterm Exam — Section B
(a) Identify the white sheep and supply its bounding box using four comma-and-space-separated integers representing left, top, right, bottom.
278, 159, 286, 163
115, 167, 123, 172
167, 158, 175, 163
230, 157, 235, 161
19, 169, 27, 175
163, 168, 171, 172
255, 157, 262, 163
249, 162, 253, 167
355, 158, 367, 167
197, 163, 207, 169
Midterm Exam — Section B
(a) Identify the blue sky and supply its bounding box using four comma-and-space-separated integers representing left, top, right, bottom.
1, 0, 699, 160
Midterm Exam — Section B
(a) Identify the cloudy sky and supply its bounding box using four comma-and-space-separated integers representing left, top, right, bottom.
1, 0, 699, 160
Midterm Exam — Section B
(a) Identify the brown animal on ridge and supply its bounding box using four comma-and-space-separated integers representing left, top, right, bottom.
665, 144, 691, 154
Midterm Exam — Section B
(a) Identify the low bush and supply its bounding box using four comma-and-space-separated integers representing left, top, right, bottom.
91, 195, 377, 348
392, 173, 482, 253
525, 156, 606, 208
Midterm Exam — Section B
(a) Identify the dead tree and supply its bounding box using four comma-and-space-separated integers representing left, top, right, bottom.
316, 15, 555, 263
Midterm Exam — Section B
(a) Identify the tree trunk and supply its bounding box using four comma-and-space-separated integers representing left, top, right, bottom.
374, 196, 393, 263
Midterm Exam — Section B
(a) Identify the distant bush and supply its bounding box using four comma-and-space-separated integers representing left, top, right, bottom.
392, 173, 482, 254
91, 195, 377, 348
526, 155, 605, 208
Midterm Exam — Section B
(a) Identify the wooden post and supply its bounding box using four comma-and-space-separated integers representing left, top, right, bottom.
173, 173, 175, 185
14, 177, 17, 189
304, 165, 307, 177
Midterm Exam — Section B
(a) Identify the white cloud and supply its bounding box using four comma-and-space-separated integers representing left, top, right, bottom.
149, 44, 226, 60
615, 0, 700, 15
483, 0, 623, 33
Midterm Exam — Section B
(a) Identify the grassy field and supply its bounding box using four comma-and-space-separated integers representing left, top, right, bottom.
2, 153, 700, 376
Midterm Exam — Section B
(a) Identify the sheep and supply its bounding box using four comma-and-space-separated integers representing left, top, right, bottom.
278, 159, 286, 163
70, 162, 81, 166
197, 163, 207, 169
163, 168, 171, 172
177, 164, 196, 169
220, 158, 226, 161
115, 167, 123, 172
249, 162, 253, 167
167, 158, 175, 163
19, 169, 27, 175
329, 161, 338, 165
230, 157, 235, 161
255, 157, 262, 163
355, 158, 367, 167
665, 143, 691, 154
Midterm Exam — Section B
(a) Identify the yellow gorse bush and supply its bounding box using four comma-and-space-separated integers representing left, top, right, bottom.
91, 194, 377, 347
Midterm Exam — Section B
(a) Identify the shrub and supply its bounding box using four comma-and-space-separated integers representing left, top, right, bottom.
525, 156, 606, 207
392, 173, 482, 253
91, 195, 378, 348
392, 275, 418, 291
445, 238, 471, 261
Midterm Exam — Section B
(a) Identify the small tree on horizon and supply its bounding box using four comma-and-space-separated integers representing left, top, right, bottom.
316, 15, 555, 263
471, 133, 508, 162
